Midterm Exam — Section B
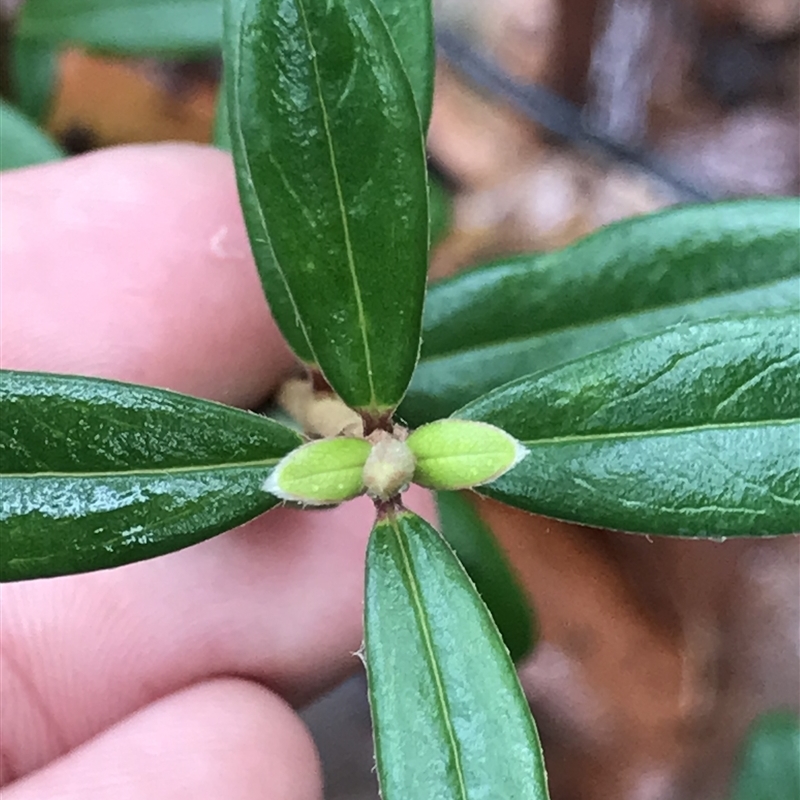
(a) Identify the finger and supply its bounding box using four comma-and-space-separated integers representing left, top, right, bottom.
0, 488, 435, 784
0, 679, 323, 799
0, 143, 295, 406
0, 143, 436, 780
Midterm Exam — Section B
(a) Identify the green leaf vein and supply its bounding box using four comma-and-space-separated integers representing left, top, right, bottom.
296, 0, 377, 409
4, 457, 283, 480
388, 512, 468, 800
511, 418, 799, 448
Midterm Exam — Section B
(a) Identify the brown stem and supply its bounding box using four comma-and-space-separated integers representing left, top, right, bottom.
360, 410, 394, 437
373, 495, 405, 519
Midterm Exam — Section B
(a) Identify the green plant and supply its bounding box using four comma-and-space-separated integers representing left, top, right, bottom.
1, 0, 799, 797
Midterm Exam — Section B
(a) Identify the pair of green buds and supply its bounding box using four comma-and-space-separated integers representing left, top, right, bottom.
264, 419, 528, 506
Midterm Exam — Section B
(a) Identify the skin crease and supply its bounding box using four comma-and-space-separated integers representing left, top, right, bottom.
0, 144, 436, 798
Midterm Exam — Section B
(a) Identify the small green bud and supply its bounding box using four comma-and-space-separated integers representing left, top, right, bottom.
406, 419, 527, 491
362, 433, 416, 500
263, 437, 371, 506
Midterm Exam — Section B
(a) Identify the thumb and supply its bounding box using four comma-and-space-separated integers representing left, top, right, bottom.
0, 143, 294, 408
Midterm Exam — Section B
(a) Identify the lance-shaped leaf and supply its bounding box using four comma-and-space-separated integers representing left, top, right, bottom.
16, 0, 223, 54
400, 199, 800, 424
0, 99, 64, 171
365, 508, 549, 799
222, 0, 325, 370
0, 371, 302, 581
226, 0, 429, 414
436, 491, 535, 661
456, 312, 800, 537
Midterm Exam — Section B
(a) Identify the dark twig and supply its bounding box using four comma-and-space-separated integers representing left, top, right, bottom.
435, 27, 718, 202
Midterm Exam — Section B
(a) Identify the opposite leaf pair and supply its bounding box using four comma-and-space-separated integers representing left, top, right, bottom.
265, 419, 528, 505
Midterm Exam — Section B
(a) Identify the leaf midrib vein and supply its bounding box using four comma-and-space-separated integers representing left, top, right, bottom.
3, 457, 282, 480
510, 416, 800, 447
421, 278, 799, 363
296, 0, 377, 409
389, 514, 469, 800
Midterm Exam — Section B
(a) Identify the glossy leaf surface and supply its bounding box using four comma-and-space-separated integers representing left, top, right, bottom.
11, 39, 59, 123
370, 0, 434, 129
0, 99, 64, 171
731, 711, 800, 800
436, 491, 534, 661
457, 312, 800, 537
401, 199, 800, 424
17, 0, 222, 54
0, 371, 302, 581
226, 0, 428, 413
365, 509, 549, 800
222, 0, 321, 366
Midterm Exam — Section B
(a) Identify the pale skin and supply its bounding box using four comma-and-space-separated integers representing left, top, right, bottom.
0, 143, 435, 799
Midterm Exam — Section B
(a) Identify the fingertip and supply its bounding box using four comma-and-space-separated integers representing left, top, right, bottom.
1, 679, 324, 800
0, 143, 294, 407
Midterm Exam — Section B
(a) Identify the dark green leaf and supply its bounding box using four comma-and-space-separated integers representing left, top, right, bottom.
16, 0, 223, 54
365, 508, 549, 800
371, 0, 434, 129
731, 711, 800, 800
226, 0, 429, 413
457, 312, 800, 537
436, 491, 535, 661
0, 99, 64, 171
0, 371, 302, 581
400, 199, 800, 424
11, 38, 59, 123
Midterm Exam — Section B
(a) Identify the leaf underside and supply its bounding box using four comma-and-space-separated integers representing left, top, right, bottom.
436, 491, 534, 661
400, 199, 800, 424
17, 0, 223, 54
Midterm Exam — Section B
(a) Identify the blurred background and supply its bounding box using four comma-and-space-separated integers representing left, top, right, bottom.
1, 0, 798, 797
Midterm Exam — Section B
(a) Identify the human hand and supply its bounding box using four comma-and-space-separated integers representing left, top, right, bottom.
0, 144, 434, 799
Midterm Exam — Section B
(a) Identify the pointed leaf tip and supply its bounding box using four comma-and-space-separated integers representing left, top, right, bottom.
365, 510, 549, 799
225, 0, 429, 411
406, 419, 528, 491
264, 437, 372, 506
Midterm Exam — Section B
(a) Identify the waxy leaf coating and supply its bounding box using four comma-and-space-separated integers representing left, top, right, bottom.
264, 436, 371, 505
0, 371, 302, 580
226, 0, 429, 413
402, 199, 800, 424
457, 312, 800, 537
365, 509, 549, 800
407, 419, 527, 491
